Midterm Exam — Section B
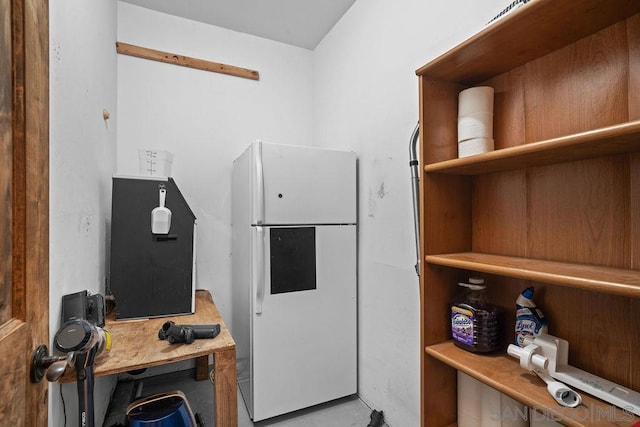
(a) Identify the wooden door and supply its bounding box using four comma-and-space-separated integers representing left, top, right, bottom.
0, 0, 49, 425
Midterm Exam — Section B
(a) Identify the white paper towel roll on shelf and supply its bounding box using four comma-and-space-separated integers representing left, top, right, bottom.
481, 385, 503, 426
497, 393, 529, 427
458, 86, 494, 116
458, 373, 528, 427
459, 137, 494, 158
458, 112, 494, 141
458, 372, 483, 427
529, 410, 563, 426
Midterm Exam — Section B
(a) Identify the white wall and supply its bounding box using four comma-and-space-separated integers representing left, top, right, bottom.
116, 3, 314, 332
313, 0, 507, 425
49, 1, 118, 426
47, 1, 518, 426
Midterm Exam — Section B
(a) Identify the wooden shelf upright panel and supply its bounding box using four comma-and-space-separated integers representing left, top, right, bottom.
416, 0, 640, 425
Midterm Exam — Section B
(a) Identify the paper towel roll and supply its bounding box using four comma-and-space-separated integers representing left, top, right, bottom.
458, 372, 483, 427
499, 393, 529, 427
458, 137, 494, 158
479, 380, 528, 426
529, 410, 563, 426
458, 373, 528, 427
481, 384, 503, 426
458, 86, 494, 116
458, 112, 494, 141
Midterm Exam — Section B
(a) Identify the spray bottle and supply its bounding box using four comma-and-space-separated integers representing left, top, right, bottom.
514, 287, 548, 346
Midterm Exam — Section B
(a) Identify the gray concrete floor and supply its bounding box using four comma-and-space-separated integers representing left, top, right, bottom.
103, 369, 387, 427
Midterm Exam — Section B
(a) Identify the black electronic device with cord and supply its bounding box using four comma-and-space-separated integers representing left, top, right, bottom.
31, 291, 112, 427
61, 290, 106, 327
53, 318, 112, 427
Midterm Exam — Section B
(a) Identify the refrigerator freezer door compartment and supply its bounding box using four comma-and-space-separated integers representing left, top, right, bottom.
258, 143, 356, 225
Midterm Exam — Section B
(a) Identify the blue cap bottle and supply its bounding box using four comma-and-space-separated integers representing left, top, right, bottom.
515, 287, 548, 346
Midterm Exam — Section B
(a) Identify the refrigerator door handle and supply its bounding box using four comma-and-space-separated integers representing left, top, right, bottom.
255, 226, 266, 314
255, 140, 265, 225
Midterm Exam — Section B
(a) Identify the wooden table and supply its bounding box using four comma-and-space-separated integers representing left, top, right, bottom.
61, 290, 237, 426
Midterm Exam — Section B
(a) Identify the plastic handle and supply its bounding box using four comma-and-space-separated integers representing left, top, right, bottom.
546, 380, 582, 408
159, 188, 166, 208
507, 343, 548, 371
535, 369, 582, 408
255, 141, 265, 225
255, 226, 265, 314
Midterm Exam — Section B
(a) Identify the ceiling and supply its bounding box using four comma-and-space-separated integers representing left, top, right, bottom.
119, 0, 357, 50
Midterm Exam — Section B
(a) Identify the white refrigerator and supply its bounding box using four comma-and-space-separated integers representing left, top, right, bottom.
231, 141, 357, 422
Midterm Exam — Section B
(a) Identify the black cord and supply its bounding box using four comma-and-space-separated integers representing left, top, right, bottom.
60, 383, 67, 427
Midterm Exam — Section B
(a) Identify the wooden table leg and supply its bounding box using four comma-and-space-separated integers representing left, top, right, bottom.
213, 348, 238, 427
195, 355, 209, 381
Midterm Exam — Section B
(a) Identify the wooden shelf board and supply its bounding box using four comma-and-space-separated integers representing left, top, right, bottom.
116, 42, 260, 80
425, 253, 640, 298
415, 0, 640, 84
424, 120, 640, 175
426, 341, 640, 427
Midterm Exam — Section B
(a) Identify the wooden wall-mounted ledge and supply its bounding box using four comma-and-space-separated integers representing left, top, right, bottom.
116, 42, 260, 81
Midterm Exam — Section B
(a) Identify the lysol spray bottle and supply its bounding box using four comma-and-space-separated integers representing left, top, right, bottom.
514, 286, 548, 346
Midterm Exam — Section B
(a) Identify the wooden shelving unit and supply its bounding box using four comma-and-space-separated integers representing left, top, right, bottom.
425, 253, 640, 298
423, 120, 640, 175
417, 0, 640, 425
426, 342, 637, 427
